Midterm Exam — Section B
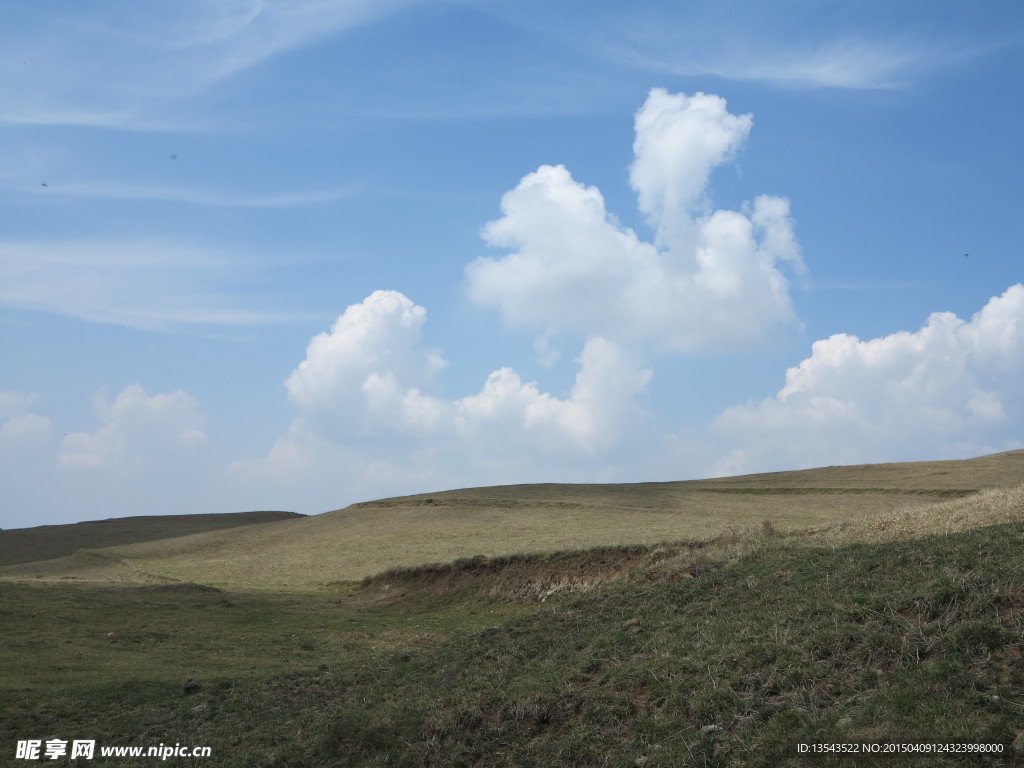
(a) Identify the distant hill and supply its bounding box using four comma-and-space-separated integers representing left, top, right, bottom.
2, 450, 1021, 587
0, 510, 304, 567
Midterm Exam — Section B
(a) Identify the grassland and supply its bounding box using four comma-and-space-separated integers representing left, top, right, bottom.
2, 450, 1024, 766
4, 450, 1021, 588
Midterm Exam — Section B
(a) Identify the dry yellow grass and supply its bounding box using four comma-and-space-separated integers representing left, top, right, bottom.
802, 483, 1024, 547
651, 482, 1024, 579
4, 449, 1022, 588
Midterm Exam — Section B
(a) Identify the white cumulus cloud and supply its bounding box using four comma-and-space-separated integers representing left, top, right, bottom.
711, 284, 1024, 475
630, 89, 753, 246
59, 384, 206, 470
454, 336, 652, 458
465, 88, 804, 352
234, 291, 656, 504
284, 290, 449, 437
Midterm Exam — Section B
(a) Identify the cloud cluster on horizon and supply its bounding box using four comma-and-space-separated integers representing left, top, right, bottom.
1, 384, 213, 523
232, 290, 653, 491
712, 284, 1024, 475
5, 281, 1022, 524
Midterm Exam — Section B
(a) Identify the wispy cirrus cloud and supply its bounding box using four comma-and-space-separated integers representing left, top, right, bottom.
0, 239, 305, 332
18, 180, 356, 208
0, 0, 417, 130
483, 0, 996, 90
615, 37, 928, 90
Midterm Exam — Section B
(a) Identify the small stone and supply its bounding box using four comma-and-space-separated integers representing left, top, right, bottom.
700, 724, 723, 734
624, 617, 643, 633
1013, 732, 1024, 754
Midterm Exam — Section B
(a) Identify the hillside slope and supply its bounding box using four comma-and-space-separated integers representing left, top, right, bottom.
3, 450, 1022, 588
0, 510, 303, 567
4, 512, 1024, 766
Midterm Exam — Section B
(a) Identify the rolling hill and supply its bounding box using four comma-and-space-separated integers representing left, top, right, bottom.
3, 449, 1022, 588
3, 450, 1024, 766
0, 510, 303, 567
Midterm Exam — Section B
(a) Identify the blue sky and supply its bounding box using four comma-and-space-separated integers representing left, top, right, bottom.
2, 0, 1023, 528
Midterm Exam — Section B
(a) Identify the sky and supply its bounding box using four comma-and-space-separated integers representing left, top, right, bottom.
2, 0, 1023, 529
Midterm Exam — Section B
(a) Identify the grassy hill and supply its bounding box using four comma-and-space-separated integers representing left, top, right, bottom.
4, 450, 1022, 588
0, 510, 304, 567
2, 485, 1024, 765
2, 451, 1024, 765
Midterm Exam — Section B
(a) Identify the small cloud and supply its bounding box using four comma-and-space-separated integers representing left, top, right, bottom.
0, 412, 52, 457
0, 391, 52, 459
284, 290, 449, 437
533, 332, 561, 367
454, 336, 652, 457
59, 384, 206, 470
0, 391, 39, 420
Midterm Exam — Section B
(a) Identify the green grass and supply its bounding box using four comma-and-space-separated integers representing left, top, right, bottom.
4, 520, 1024, 766
0, 581, 524, 691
